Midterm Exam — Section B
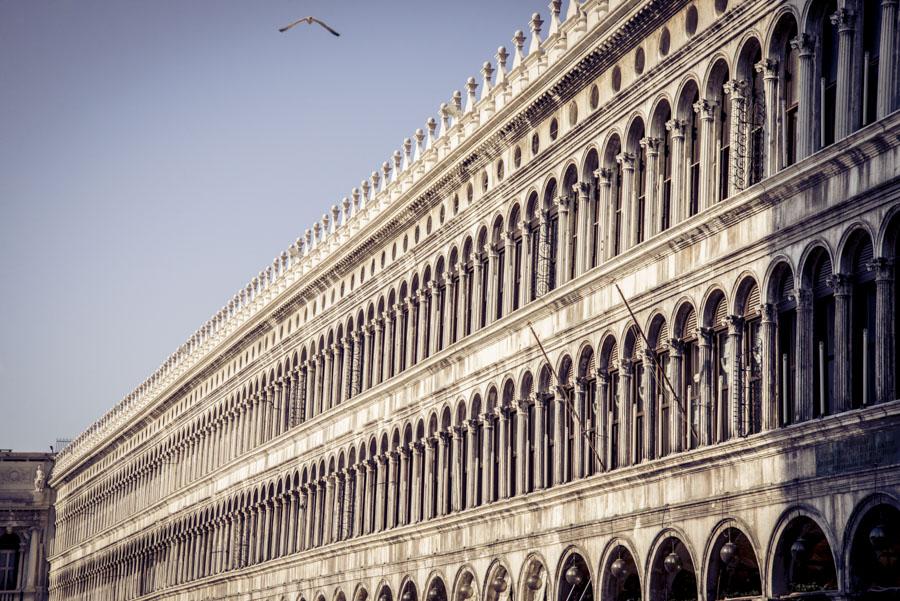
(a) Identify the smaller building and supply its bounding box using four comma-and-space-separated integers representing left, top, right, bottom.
0, 452, 54, 601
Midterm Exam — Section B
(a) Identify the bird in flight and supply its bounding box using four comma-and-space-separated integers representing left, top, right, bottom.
278, 16, 340, 36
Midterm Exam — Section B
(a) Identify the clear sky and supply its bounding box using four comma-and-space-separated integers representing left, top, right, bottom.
0, 1, 555, 451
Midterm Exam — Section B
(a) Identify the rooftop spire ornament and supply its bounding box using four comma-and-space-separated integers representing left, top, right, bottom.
278, 16, 341, 36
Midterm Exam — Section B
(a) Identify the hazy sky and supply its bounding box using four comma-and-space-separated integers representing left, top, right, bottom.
0, 0, 555, 451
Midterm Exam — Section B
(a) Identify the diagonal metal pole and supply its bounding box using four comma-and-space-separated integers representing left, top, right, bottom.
527, 322, 606, 472
613, 283, 699, 445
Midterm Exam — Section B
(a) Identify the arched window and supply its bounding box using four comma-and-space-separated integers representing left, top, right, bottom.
557, 358, 574, 483
627, 118, 647, 245
509, 206, 524, 312
736, 278, 763, 435
601, 135, 624, 258
770, 263, 797, 425
541, 180, 559, 294
562, 164, 579, 281
676, 304, 700, 449
685, 86, 702, 216
769, 14, 801, 169
651, 101, 673, 233
435, 261, 446, 353
804, 249, 835, 417
847, 232, 876, 407
705, 292, 730, 443
577, 348, 598, 477
647, 316, 670, 458
477, 230, 489, 330
815, 0, 840, 148
861, 0, 883, 125
526, 193, 541, 303
462, 241, 475, 337
538, 366, 556, 486
706, 60, 731, 202
492, 218, 505, 321
469, 396, 483, 507
737, 38, 765, 186
599, 338, 620, 470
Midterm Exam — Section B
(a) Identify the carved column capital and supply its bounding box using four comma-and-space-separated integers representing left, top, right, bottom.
693, 98, 716, 120
665, 118, 686, 138
790, 33, 815, 57
615, 151, 635, 171
754, 57, 779, 79
639, 136, 661, 155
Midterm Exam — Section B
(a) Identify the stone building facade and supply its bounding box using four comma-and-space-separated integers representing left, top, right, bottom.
48, 0, 900, 600
1, 452, 54, 601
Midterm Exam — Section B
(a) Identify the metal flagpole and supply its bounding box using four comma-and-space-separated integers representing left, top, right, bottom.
526, 322, 606, 472
613, 283, 700, 445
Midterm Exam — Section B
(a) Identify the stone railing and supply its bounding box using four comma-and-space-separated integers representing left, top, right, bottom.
52, 0, 627, 479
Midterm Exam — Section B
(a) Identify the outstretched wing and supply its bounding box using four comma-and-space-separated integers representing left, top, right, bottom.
278, 17, 309, 33
311, 17, 341, 36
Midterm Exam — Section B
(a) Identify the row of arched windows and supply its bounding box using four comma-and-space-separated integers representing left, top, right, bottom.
50, 494, 900, 601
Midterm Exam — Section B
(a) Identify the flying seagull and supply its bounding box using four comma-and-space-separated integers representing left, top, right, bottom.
278, 16, 340, 36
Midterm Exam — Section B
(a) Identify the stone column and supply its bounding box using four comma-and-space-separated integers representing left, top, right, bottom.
878, 0, 898, 118
871, 259, 895, 404
570, 384, 584, 475
796, 289, 814, 422
639, 138, 660, 237
371, 458, 382, 532
482, 414, 495, 502
619, 359, 633, 466
759, 304, 777, 430
315, 352, 326, 415
615, 152, 635, 250
323, 347, 335, 412
497, 407, 509, 498
451, 426, 464, 511
398, 448, 409, 525
405, 297, 417, 368
502, 232, 515, 315
437, 433, 448, 515
429, 282, 442, 355
554, 392, 567, 483
383, 310, 395, 381
466, 420, 478, 508
520, 220, 533, 305
417, 289, 429, 360
533, 394, 546, 488
537, 211, 550, 296
385, 453, 397, 529
640, 352, 655, 461
830, 8, 856, 139
791, 34, 816, 158
663, 121, 685, 225
596, 169, 613, 261
755, 59, 779, 176
827, 275, 852, 413
596, 373, 609, 470
471, 252, 484, 330
361, 325, 372, 391
322, 476, 334, 545
424, 437, 435, 519
486, 248, 499, 324
726, 316, 743, 438
350, 332, 362, 397
337, 338, 350, 403
372, 319, 384, 386
362, 461, 374, 534
723, 79, 748, 194
575, 182, 592, 275
342, 470, 353, 540
354, 464, 365, 537
412, 442, 423, 521
330, 344, 342, 408
696, 329, 713, 446
693, 99, 716, 211
304, 360, 316, 419
457, 266, 469, 337
443, 273, 455, 347
555, 195, 571, 285
515, 400, 528, 492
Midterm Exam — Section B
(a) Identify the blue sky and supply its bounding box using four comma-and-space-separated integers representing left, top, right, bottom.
0, 1, 554, 451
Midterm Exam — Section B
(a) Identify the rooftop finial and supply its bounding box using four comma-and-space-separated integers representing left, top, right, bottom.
414, 128, 424, 161
331, 205, 340, 233
439, 103, 451, 137
392, 150, 402, 181
481, 62, 494, 99
566, 0, 580, 20
305, 228, 312, 251
465, 77, 478, 113
351, 187, 361, 214
512, 30, 526, 68
360, 180, 369, 209
321, 213, 330, 239
529, 13, 544, 55
342, 197, 351, 225
403, 138, 412, 171
426, 118, 437, 149
496, 46, 509, 85
381, 161, 391, 189
549, 0, 562, 35
452, 90, 463, 115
